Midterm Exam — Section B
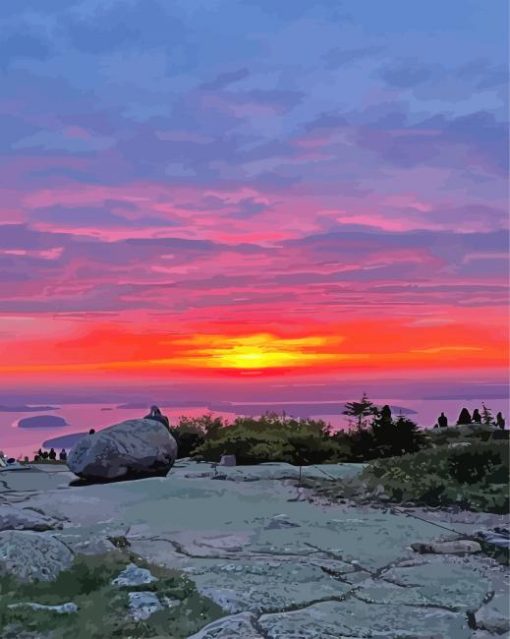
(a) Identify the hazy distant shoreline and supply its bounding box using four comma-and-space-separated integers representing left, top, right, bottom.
1, 396, 507, 459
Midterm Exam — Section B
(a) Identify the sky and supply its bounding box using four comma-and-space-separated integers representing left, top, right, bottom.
0, 0, 508, 399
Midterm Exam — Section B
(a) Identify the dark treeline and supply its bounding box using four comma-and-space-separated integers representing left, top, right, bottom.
168, 395, 506, 465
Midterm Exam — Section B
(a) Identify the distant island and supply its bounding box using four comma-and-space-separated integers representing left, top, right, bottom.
116, 401, 204, 409
42, 432, 87, 449
18, 415, 68, 429
207, 402, 417, 418
0, 405, 59, 412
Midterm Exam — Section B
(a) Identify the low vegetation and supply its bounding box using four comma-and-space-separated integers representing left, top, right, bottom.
364, 440, 508, 513
0, 552, 222, 639
171, 406, 427, 465
167, 397, 508, 514
307, 439, 508, 514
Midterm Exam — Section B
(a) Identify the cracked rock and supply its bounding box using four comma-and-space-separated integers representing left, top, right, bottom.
0, 504, 63, 532
471, 592, 510, 635
0, 530, 74, 582
411, 540, 481, 555
186, 612, 264, 639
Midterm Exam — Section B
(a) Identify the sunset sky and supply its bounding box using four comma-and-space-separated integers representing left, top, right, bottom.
0, 1, 508, 396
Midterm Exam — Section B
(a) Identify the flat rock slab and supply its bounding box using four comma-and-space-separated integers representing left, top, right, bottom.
0, 530, 74, 582
472, 592, 510, 634
0, 504, 63, 532
1, 461, 507, 639
175, 461, 366, 483
259, 598, 472, 638
186, 612, 264, 639
187, 559, 350, 614
358, 556, 491, 612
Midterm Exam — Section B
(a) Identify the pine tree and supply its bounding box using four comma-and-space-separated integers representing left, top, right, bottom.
343, 393, 377, 428
481, 402, 493, 426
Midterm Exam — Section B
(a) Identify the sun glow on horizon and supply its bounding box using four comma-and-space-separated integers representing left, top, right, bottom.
191, 333, 345, 369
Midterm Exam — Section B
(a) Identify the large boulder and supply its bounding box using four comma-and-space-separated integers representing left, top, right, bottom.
67, 418, 177, 482
0, 530, 74, 582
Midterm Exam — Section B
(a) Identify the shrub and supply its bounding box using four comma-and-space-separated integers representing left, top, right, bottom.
448, 446, 507, 484
170, 415, 228, 458
361, 441, 509, 513
192, 413, 344, 465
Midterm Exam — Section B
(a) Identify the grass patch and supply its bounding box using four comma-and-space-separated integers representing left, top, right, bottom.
0, 552, 222, 639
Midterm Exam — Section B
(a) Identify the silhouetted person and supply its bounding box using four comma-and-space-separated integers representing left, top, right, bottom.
457, 408, 472, 425
144, 405, 170, 430
496, 412, 505, 430
48, 448, 56, 461
42, 450, 49, 459
438, 412, 448, 428
380, 405, 392, 424
89, 428, 96, 435
59, 449, 67, 461
34, 448, 43, 462
472, 409, 482, 424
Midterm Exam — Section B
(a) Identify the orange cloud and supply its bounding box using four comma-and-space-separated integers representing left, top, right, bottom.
0, 319, 506, 381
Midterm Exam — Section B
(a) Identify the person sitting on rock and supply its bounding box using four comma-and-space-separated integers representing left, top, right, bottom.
42, 450, 49, 459
34, 448, 43, 461
437, 412, 448, 428
48, 448, 57, 461
59, 448, 67, 461
144, 405, 170, 430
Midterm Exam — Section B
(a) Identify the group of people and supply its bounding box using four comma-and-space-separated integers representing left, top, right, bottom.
34, 448, 68, 462
436, 407, 506, 429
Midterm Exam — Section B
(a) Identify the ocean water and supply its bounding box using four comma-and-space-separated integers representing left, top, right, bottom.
1, 398, 508, 459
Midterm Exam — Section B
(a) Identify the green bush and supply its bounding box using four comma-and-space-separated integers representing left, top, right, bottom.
448, 447, 506, 484
169, 408, 502, 466
362, 441, 509, 513
170, 415, 227, 458
191, 413, 345, 465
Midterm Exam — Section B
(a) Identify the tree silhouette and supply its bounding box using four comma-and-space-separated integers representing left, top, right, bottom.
343, 393, 377, 428
481, 403, 493, 426
472, 409, 481, 424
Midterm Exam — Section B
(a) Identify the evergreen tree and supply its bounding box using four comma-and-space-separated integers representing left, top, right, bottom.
472, 409, 482, 424
456, 407, 472, 425
343, 393, 377, 428
481, 403, 493, 426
